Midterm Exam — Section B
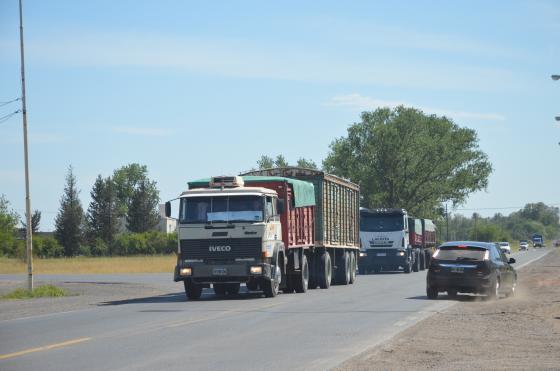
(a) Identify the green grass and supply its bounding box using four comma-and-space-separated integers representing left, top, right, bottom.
1, 285, 69, 300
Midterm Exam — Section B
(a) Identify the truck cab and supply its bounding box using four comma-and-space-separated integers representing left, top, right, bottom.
358, 208, 414, 273
168, 176, 286, 299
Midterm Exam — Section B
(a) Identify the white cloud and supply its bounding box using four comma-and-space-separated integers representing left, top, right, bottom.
2, 30, 518, 93
326, 93, 506, 122
112, 126, 173, 137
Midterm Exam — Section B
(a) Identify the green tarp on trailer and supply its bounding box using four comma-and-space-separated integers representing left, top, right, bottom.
187, 176, 316, 208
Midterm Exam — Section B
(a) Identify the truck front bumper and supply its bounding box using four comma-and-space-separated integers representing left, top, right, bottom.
174, 261, 274, 284
358, 249, 408, 269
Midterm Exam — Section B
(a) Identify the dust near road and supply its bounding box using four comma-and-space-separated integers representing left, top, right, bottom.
337, 249, 560, 371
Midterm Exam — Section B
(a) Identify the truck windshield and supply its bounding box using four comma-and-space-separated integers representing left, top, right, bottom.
179, 196, 264, 224
360, 214, 404, 232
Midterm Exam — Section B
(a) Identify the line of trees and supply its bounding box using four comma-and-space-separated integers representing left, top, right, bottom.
0, 163, 172, 259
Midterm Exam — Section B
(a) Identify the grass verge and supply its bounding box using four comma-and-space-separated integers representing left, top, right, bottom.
0, 255, 176, 274
2, 285, 69, 300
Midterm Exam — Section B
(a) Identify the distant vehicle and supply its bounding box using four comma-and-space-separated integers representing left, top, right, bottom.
554, 240, 560, 247
532, 234, 544, 248
519, 240, 529, 251
358, 208, 436, 274
426, 241, 517, 300
498, 242, 511, 254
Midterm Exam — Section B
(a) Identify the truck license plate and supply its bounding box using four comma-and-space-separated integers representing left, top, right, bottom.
451, 267, 464, 273
376, 252, 387, 257
212, 267, 227, 276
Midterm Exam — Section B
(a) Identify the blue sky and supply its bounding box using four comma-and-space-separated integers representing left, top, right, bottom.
1, 0, 559, 231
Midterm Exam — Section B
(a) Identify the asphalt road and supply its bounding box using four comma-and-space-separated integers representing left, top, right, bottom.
0, 248, 549, 371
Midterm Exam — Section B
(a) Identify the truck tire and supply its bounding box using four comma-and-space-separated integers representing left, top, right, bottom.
263, 259, 281, 298
349, 252, 357, 284
403, 258, 412, 273
318, 250, 332, 289
293, 255, 309, 293
226, 283, 240, 295
308, 253, 318, 290
412, 250, 420, 272
334, 251, 351, 285
184, 281, 202, 300
213, 284, 227, 296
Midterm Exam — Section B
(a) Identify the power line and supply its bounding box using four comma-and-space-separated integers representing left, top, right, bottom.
0, 110, 22, 124
0, 97, 21, 107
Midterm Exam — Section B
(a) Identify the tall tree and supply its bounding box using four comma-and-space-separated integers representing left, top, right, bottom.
127, 179, 160, 233
323, 106, 492, 217
112, 163, 150, 217
86, 175, 119, 248
21, 210, 41, 234
55, 166, 84, 256
257, 155, 274, 169
274, 155, 289, 168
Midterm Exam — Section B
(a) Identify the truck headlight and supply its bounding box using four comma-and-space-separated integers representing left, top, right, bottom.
398, 251, 405, 256
180, 267, 192, 276
250, 266, 263, 274
359, 252, 367, 257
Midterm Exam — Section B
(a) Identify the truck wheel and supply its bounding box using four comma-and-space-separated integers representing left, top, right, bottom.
335, 251, 351, 285
263, 260, 280, 298
226, 283, 240, 295
308, 253, 318, 290
426, 287, 438, 299
213, 284, 227, 296
349, 252, 357, 284
293, 255, 309, 293
318, 250, 332, 289
412, 251, 420, 272
184, 281, 202, 300
403, 258, 412, 273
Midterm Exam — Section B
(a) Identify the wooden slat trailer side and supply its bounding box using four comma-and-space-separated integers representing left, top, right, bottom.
241, 167, 360, 287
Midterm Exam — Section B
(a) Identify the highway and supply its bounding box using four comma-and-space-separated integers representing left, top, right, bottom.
0, 248, 549, 371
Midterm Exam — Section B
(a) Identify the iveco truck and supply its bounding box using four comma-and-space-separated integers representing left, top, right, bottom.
358, 208, 436, 273
167, 169, 360, 300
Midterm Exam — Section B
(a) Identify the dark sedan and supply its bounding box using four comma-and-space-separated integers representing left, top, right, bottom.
426, 241, 517, 299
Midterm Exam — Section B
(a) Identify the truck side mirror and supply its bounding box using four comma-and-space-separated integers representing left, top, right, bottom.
277, 199, 285, 214
165, 201, 171, 218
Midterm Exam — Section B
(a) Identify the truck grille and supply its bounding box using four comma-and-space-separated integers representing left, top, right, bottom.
180, 238, 262, 261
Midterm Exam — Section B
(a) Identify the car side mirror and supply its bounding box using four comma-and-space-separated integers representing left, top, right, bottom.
277, 199, 285, 214
165, 201, 171, 218
508, 258, 516, 264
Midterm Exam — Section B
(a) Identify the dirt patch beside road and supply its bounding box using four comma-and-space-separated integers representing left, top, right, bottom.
337, 249, 560, 371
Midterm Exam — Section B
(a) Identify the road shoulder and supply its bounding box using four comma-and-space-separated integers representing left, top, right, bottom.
336, 249, 560, 371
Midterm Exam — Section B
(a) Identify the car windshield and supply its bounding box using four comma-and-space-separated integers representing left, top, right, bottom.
179, 195, 263, 224
434, 246, 487, 261
499, 242, 509, 246
360, 214, 404, 232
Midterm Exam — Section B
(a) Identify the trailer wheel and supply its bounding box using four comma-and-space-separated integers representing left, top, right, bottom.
318, 250, 332, 289
349, 252, 357, 284
293, 255, 309, 293
335, 251, 351, 285
213, 284, 227, 296
308, 253, 318, 289
184, 281, 202, 300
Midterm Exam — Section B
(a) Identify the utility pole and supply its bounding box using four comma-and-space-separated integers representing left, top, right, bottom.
19, 0, 33, 291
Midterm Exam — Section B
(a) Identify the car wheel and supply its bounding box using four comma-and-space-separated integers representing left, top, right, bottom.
427, 287, 438, 299
506, 279, 516, 298
487, 277, 500, 300
447, 289, 458, 299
